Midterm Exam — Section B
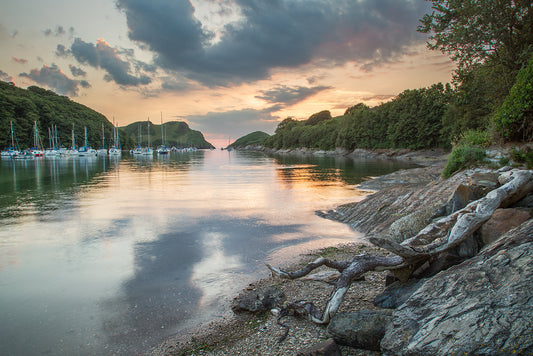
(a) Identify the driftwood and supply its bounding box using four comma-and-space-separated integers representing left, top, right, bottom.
267, 169, 533, 324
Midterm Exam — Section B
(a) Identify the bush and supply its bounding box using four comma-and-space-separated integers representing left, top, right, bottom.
442, 145, 486, 178
459, 129, 492, 148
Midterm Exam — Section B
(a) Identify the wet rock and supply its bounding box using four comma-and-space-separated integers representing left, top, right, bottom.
296, 339, 342, 356
327, 310, 392, 351
480, 208, 531, 245
231, 286, 285, 313
381, 219, 533, 356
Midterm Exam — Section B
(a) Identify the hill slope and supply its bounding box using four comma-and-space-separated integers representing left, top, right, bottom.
0, 81, 119, 149
122, 121, 214, 149
229, 131, 270, 149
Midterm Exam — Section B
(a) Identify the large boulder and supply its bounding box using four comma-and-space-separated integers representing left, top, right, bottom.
231, 286, 285, 313
327, 310, 392, 351
480, 208, 530, 245
380, 219, 533, 355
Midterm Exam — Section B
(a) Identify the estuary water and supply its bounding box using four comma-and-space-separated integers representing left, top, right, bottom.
0, 150, 415, 355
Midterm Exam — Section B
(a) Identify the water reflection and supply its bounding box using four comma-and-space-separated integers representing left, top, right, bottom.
0, 151, 416, 355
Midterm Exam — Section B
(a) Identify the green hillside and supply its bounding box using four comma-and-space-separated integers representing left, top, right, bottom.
0, 81, 125, 149
122, 120, 214, 149
229, 131, 270, 149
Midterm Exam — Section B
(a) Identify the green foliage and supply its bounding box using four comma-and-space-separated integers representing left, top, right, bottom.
458, 129, 492, 148
510, 147, 533, 168
419, 0, 533, 74
0, 81, 125, 150
264, 84, 452, 151
229, 131, 270, 148
493, 55, 533, 142
122, 121, 214, 149
442, 145, 487, 178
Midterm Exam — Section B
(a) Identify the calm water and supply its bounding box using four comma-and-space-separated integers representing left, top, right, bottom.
0, 150, 414, 355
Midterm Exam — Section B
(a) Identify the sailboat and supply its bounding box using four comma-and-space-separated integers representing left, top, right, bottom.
108, 118, 122, 156
97, 123, 108, 156
30, 121, 44, 157
78, 127, 97, 156
131, 124, 143, 155
156, 112, 170, 155
141, 119, 153, 155
1, 121, 21, 158
65, 124, 79, 156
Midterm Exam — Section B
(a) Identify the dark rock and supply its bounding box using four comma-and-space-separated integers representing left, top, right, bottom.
231, 286, 285, 313
296, 339, 342, 356
380, 219, 533, 356
480, 208, 530, 245
445, 182, 493, 215
511, 192, 533, 208
327, 310, 392, 351
374, 279, 424, 309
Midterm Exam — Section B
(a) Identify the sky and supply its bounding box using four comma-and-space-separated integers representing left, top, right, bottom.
0, 0, 455, 148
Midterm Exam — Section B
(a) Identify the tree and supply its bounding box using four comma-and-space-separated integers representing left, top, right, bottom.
493, 54, 533, 141
419, 0, 533, 75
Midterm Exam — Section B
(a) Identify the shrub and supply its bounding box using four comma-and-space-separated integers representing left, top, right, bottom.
442, 145, 486, 178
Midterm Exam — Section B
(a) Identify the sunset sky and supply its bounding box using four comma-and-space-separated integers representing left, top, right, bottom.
0, 0, 455, 147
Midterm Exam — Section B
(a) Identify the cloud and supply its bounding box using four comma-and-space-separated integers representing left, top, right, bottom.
67, 37, 152, 86
69, 64, 86, 77
44, 26, 65, 37
0, 70, 14, 82
255, 85, 331, 108
12, 57, 28, 64
19, 64, 84, 96
116, 0, 430, 86
186, 108, 277, 138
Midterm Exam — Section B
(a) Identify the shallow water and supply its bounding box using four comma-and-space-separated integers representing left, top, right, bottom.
0, 150, 414, 355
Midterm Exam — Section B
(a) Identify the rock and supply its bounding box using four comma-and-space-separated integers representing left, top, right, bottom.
480, 208, 531, 245
374, 279, 425, 309
296, 339, 342, 356
445, 182, 493, 215
231, 286, 285, 313
380, 219, 533, 356
511, 192, 533, 209
327, 310, 392, 351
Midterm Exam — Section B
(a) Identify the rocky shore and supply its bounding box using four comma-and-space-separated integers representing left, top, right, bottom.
152, 149, 533, 355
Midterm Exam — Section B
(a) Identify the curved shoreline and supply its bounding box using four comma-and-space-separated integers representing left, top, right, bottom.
150, 150, 451, 355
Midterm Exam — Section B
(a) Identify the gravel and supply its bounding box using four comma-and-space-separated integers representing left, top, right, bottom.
151, 243, 390, 356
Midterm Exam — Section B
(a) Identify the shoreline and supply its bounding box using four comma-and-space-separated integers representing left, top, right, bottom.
150, 150, 450, 355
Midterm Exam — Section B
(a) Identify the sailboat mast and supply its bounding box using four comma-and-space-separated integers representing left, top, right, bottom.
10, 121, 15, 148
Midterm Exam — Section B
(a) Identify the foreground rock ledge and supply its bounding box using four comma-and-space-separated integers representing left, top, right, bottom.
381, 219, 533, 355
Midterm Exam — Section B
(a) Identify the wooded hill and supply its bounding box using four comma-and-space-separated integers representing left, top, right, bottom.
228, 131, 270, 149
121, 120, 214, 149
0, 81, 214, 150
0, 81, 118, 150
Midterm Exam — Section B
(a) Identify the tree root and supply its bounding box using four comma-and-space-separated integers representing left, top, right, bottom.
266, 169, 533, 324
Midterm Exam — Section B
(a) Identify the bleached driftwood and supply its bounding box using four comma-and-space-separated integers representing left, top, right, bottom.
267, 170, 533, 324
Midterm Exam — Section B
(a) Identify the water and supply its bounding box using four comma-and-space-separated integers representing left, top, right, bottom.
0, 150, 415, 355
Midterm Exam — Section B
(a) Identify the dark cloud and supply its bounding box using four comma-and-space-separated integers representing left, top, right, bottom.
116, 0, 430, 86
255, 85, 331, 108
68, 37, 151, 86
44, 26, 65, 37
69, 64, 86, 77
19, 64, 84, 97
0, 69, 14, 82
186, 108, 276, 138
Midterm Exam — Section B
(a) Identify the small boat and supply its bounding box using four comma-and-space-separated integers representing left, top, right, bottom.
109, 118, 122, 156
29, 121, 44, 157
97, 123, 108, 156
78, 127, 96, 156
1, 121, 21, 158
156, 112, 170, 155
142, 119, 153, 155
